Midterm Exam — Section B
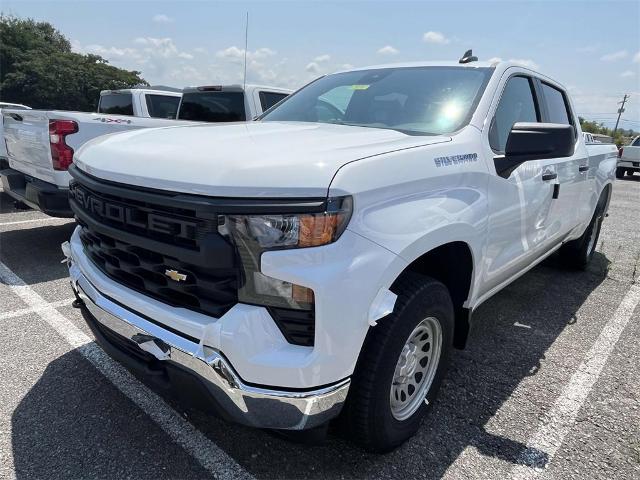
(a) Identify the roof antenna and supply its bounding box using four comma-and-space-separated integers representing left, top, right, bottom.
459, 49, 478, 64
243, 12, 249, 91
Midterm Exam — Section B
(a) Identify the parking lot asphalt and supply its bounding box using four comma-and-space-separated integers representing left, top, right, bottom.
0, 177, 639, 480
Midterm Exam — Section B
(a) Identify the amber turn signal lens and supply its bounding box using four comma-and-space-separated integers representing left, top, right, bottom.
292, 284, 315, 304
298, 213, 349, 247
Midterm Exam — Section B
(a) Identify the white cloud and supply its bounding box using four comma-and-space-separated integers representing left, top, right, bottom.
634, 51, 640, 63
423, 31, 450, 44
178, 52, 194, 60
620, 70, 636, 78
193, 47, 207, 54
341, 63, 354, 70
152, 14, 173, 24
377, 45, 399, 55
215, 46, 276, 62
305, 62, 320, 74
600, 50, 628, 62
487, 57, 502, 63
313, 54, 331, 63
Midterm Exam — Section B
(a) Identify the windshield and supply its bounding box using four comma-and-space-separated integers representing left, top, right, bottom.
262, 66, 493, 135
178, 91, 246, 122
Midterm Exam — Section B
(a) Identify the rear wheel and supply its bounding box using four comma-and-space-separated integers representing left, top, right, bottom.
560, 195, 606, 269
627, 169, 635, 177
343, 274, 453, 452
615, 167, 625, 179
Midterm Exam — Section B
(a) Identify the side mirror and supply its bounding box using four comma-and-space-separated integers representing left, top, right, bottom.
495, 122, 575, 178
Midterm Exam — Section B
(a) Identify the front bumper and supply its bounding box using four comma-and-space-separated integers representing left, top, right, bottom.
68, 260, 350, 430
0, 168, 73, 217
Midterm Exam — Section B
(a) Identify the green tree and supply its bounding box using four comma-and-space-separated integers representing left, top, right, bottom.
0, 15, 147, 111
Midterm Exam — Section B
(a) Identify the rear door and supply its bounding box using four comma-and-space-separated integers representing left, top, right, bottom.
2, 109, 57, 184
536, 80, 587, 229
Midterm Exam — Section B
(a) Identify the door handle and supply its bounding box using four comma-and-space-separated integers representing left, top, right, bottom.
578, 165, 590, 172
542, 171, 557, 181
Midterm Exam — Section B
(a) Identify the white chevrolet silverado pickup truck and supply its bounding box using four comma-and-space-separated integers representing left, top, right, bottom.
63, 59, 617, 452
1, 85, 290, 217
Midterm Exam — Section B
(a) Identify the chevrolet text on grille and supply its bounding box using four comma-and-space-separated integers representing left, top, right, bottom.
70, 184, 197, 240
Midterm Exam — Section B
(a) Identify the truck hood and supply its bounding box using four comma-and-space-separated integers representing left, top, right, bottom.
74, 121, 451, 197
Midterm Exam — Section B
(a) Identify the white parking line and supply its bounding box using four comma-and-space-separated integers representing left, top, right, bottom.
0, 218, 73, 227
0, 297, 75, 320
511, 283, 640, 479
0, 260, 254, 480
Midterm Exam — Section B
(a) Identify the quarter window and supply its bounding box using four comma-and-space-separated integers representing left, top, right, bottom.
632, 137, 640, 147
259, 91, 288, 112
97, 93, 134, 116
145, 94, 181, 119
489, 76, 539, 152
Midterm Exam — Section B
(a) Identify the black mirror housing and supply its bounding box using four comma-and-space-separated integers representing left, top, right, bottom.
495, 122, 575, 178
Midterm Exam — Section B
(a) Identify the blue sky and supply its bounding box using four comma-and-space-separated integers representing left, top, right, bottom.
3, 0, 639, 129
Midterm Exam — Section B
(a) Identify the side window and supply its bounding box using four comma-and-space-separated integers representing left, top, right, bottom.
633, 137, 640, 147
145, 94, 181, 119
541, 83, 572, 126
259, 92, 288, 112
489, 76, 539, 152
97, 93, 134, 116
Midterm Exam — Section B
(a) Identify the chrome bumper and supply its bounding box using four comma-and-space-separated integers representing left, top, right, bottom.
68, 261, 349, 430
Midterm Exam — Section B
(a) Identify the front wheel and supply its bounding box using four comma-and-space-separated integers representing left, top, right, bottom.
343, 274, 454, 452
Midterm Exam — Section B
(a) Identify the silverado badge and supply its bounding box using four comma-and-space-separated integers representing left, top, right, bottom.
165, 269, 188, 282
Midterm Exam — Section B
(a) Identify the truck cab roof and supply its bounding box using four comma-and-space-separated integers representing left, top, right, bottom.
182, 84, 292, 94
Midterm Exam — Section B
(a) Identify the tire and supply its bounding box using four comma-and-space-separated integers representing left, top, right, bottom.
627, 169, 635, 177
559, 195, 606, 269
615, 167, 625, 179
343, 273, 454, 452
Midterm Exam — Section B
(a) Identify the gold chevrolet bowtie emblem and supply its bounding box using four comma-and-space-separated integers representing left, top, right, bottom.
165, 269, 188, 282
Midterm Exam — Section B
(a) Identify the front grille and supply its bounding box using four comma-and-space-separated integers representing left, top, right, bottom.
78, 226, 237, 317
69, 171, 239, 318
69, 165, 318, 346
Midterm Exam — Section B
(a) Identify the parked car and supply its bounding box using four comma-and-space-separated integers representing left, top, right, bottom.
0, 102, 31, 168
617, 135, 640, 178
63, 59, 617, 452
1, 84, 291, 217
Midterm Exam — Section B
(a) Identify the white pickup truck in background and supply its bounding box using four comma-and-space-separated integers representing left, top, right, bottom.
1, 84, 291, 217
0, 102, 31, 166
617, 135, 640, 178
64, 59, 617, 451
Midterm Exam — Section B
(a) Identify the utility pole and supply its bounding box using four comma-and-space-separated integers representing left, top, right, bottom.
613, 94, 629, 134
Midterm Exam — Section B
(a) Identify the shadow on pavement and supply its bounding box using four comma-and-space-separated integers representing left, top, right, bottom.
9, 230, 611, 479
0, 222, 76, 284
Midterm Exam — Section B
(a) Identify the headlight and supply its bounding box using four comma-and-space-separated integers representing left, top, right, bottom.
218, 196, 352, 312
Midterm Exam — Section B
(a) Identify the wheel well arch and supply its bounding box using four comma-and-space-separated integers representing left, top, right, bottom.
390, 241, 474, 349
